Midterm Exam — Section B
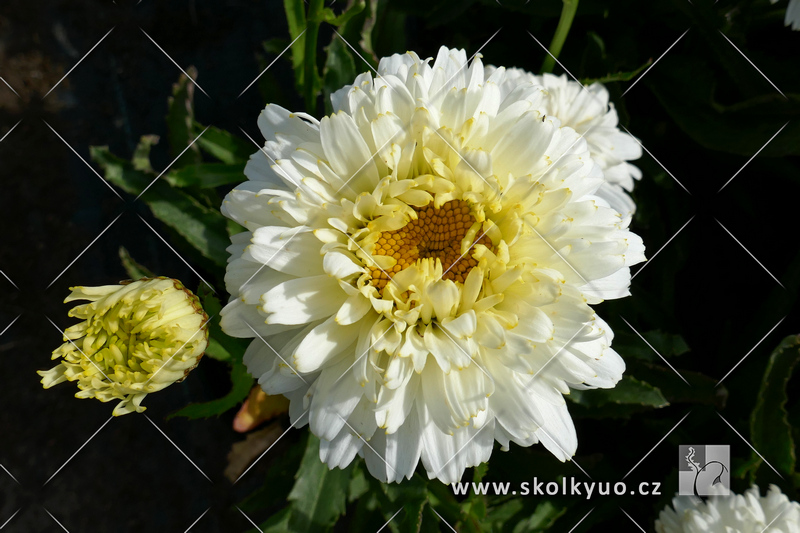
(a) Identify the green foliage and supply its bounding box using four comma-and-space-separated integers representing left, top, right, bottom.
196, 288, 251, 363
169, 288, 254, 420
613, 329, 691, 362
749, 335, 800, 479
283, 435, 354, 531
194, 124, 253, 165
118, 246, 155, 280
166, 67, 203, 167
164, 163, 247, 189
90, 142, 230, 267
169, 359, 252, 420
323, 36, 357, 115
568, 375, 669, 410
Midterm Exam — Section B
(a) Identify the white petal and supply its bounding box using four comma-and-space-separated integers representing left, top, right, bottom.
293, 315, 361, 373
262, 275, 345, 325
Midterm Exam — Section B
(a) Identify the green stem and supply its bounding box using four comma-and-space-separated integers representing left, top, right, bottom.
540, 0, 580, 74
303, 0, 325, 112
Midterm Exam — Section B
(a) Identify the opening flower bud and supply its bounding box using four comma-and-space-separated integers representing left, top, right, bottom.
38, 278, 209, 416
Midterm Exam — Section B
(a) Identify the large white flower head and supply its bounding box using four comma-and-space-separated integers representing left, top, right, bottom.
488, 67, 643, 218
221, 46, 645, 484
656, 484, 800, 533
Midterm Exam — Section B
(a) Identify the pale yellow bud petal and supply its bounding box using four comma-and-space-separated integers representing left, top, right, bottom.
38, 278, 209, 415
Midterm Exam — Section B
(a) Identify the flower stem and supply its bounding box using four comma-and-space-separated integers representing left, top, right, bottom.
540, 0, 579, 74
304, 0, 325, 112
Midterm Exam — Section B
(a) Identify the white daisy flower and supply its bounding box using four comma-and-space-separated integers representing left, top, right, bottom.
488, 67, 643, 218
656, 484, 800, 533
220, 46, 645, 484
773, 0, 800, 30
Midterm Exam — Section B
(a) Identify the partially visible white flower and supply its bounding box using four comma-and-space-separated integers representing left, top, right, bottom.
488, 67, 642, 218
39, 278, 209, 416
772, 0, 800, 30
222, 47, 645, 484
656, 484, 800, 533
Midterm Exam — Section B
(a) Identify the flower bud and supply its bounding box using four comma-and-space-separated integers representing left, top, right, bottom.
39, 278, 209, 416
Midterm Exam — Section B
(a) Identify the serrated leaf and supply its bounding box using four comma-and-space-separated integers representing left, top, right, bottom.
90, 145, 230, 267
287, 434, 353, 531
322, 0, 365, 26
581, 58, 652, 85
568, 375, 669, 409
169, 360, 252, 420
398, 498, 427, 533
164, 162, 245, 189
118, 246, 155, 280
750, 334, 800, 477
132, 134, 159, 172
166, 67, 203, 166
194, 124, 254, 164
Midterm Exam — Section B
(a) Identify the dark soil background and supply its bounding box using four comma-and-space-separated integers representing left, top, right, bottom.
1, 0, 799, 532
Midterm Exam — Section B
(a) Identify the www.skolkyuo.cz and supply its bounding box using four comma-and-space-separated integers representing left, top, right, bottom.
451, 477, 663, 499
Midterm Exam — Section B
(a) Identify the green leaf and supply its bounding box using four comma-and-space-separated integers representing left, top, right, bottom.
287, 434, 353, 531
482, 498, 525, 532
132, 134, 159, 172
90, 145, 230, 267
194, 124, 254, 164
398, 498, 427, 533
164, 162, 246, 189
750, 334, 800, 477
203, 337, 232, 362
568, 375, 669, 409
302, 0, 326, 112
626, 360, 728, 408
512, 501, 567, 532
322, 0, 366, 26
614, 329, 690, 362
284, 0, 308, 91
118, 246, 155, 280
348, 462, 370, 503
169, 359, 252, 420
263, 37, 290, 55
166, 67, 203, 166
196, 287, 250, 362
323, 34, 357, 114
359, 0, 381, 62
581, 58, 653, 85
239, 433, 307, 514
256, 507, 293, 533
472, 463, 489, 485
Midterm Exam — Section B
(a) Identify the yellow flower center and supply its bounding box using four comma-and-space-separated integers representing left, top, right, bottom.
369, 199, 493, 291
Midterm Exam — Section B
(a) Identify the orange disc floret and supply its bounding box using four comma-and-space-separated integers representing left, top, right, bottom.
368, 200, 493, 291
